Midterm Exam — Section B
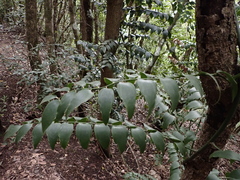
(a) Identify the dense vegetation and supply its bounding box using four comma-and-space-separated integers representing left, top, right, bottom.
1, 0, 240, 179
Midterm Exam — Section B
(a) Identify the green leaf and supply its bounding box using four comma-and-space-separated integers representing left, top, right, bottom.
186, 100, 203, 109
112, 126, 128, 153
59, 123, 73, 149
94, 124, 111, 150
150, 131, 165, 152
210, 150, 240, 161
206, 169, 221, 180
117, 82, 136, 119
226, 169, 240, 180
32, 124, 43, 148
185, 75, 204, 96
187, 91, 201, 101
131, 127, 146, 153
4, 125, 21, 141
162, 112, 176, 129
184, 111, 202, 121
155, 95, 169, 113
124, 120, 136, 128
40, 95, 58, 105
175, 142, 187, 156
160, 77, 180, 110
184, 130, 196, 144
137, 79, 157, 115
56, 91, 76, 121
15, 124, 32, 143
42, 100, 60, 132
98, 88, 114, 124
65, 89, 93, 118
167, 131, 184, 142
46, 123, 61, 149
144, 123, 156, 133
76, 123, 92, 149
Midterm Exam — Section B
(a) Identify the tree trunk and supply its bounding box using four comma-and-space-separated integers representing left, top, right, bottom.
25, 0, 41, 70
181, 0, 240, 179
69, 0, 82, 52
44, 0, 58, 74
80, 0, 93, 42
100, 0, 123, 86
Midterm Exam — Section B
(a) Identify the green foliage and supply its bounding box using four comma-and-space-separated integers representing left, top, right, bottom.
4, 73, 206, 158
137, 79, 157, 115
117, 82, 136, 119
76, 123, 92, 149
98, 88, 115, 124
210, 150, 240, 162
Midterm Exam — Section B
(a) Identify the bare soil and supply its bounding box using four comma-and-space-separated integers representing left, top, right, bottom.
0, 24, 239, 180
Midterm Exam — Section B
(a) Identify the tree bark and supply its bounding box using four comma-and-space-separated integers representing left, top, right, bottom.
44, 0, 58, 74
69, 0, 82, 52
80, 0, 93, 42
25, 0, 41, 70
181, 0, 240, 179
100, 0, 123, 86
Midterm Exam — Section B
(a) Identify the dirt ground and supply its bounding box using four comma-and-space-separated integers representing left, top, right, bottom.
0, 24, 239, 180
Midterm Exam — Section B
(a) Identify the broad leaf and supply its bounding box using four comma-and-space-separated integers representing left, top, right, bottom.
4, 124, 21, 141
131, 127, 146, 153
59, 123, 73, 149
210, 150, 240, 161
65, 89, 94, 118
187, 91, 201, 101
184, 111, 202, 121
137, 79, 157, 115
185, 74, 204, 96
94, 124, 111, 150
40, 95, 58, 105
155, 95, 169, 113
112, 126, 128, 153
15, 124, 32, 143
98, 88, 114, 124
226, 169, 240, 180
32, 124, 43, 148
184, 130, 196, 144
124, 120, 136, 128
42, 100, 60, 132
117, 82, 136, 119
175, 142, 187, 157
160, 77, 180, 110
76, 123, 92, 149
144, 123, 156, 133
162, 112, 176, 129
206, 169, 221, 180
167, 131, 184, 142
56, 91, 76, 121
46, 123, 61, 149
150, 131, 165, 152
186, 100, 203, 109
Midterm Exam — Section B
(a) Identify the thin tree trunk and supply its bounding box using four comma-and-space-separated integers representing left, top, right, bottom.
25, 0, 41, 70
44, 0, 58, 74
69, 0, 82, 52
25, 0, 42, 102
80, 0, 93, 42
181, 0, 240, 179
93, 4, 99, 44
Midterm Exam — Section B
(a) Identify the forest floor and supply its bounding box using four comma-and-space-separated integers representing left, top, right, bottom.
0, 24, 240, 180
